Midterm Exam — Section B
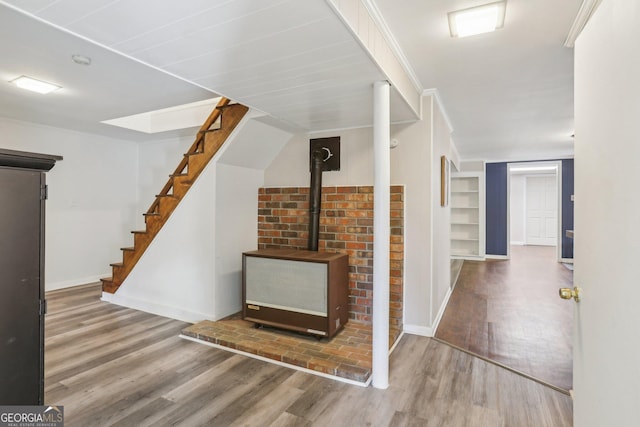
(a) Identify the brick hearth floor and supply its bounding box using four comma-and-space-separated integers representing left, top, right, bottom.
181, 315, 374, 384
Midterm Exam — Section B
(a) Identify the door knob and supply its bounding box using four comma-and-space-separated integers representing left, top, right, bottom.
559, 286, 581, 302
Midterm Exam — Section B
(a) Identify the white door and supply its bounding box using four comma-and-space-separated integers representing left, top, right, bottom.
574, 1, 640, 425
525, 175, 557, 246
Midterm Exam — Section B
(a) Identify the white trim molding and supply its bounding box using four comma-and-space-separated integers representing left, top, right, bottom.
422, 88, 454, 133
564, 0, 603, 47
101, 292, 215, 324
485, 254, 509, 260
360, 0, 423, 93
46, 274, 108, 291
403, 286, 453, 337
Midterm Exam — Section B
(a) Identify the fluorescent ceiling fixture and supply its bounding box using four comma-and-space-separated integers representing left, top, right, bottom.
102, 97, 221, 134
11, 75, 61, 94
448, 1, 507, 38
510, 166, 557, 173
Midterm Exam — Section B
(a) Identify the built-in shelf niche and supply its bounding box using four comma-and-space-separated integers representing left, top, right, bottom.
450, 172, 485, 260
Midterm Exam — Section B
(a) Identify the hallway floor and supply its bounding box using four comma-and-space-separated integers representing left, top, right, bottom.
436, 245, 573, 392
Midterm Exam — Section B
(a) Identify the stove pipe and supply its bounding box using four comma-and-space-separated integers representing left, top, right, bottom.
308, 148, 324, 251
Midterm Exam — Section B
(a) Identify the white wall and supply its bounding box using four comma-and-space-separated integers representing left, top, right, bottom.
430, 97, 453, 327
574, 0, 640, 424
0, 117, 138, 290
265, 128, 374, 187
390, 97, 432, 333
104, 114, 292, 322
460, 160, 485, 172
214, 163, 263, 318
509, 174, 526, 245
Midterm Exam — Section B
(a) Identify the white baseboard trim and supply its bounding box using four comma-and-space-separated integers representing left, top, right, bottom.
404, 286, 454, 338
510, 241, 525, 246
561, 258, 574, 264
389, 331, 404, 355
101, 292, 214, 324
485, 254, 509, 260
403, 324, 434, 337
46, 274, 108, 291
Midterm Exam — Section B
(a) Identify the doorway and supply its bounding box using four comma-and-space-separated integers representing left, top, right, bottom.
508, 161, 563, 260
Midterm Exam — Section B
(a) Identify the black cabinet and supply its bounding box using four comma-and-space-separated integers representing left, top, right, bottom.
0, 149, 61, 405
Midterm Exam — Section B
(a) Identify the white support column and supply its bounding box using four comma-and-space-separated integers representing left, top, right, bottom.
372, 80, 390, 389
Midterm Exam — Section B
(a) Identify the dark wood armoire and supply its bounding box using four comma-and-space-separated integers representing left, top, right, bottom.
0, 149, 61, 405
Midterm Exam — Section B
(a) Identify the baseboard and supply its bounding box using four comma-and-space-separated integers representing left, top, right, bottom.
485, 254, 508, 260
510, 241, 525, 246
402, 324, 434, 337
101, 292, 215, 324
561, 258, 574, 264
403, 286, 453, 338
46, 274, 108, 291
431, 286, 453, 335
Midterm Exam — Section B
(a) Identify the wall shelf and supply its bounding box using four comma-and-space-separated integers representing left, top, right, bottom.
451, 172, 485, 260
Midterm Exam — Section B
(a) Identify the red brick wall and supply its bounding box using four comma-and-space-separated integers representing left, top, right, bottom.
257, 186, 404, 344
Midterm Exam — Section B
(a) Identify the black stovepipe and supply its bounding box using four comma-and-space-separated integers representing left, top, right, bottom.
307, 148, 324, 251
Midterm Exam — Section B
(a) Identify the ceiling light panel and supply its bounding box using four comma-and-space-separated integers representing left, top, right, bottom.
448, 1, 507, 38
11, 75, 61, 94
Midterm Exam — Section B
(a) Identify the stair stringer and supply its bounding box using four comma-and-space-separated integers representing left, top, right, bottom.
100, 110, 258, 322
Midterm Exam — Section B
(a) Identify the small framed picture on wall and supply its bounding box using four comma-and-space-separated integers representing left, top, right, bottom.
441, 155, 449, 207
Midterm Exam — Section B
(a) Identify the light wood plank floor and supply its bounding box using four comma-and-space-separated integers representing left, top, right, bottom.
437, 245, 573, 392
45, 283, 572, 426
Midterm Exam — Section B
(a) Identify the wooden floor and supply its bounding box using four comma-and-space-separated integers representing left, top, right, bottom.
45, 283, 572, 426
436, 245, 573, 392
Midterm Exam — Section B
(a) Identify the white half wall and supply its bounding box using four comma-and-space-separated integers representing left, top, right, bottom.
0, 117, 138, 291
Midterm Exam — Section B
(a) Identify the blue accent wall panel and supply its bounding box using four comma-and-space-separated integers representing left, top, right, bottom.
486, 162, 508, 256
561, 159, 574, 259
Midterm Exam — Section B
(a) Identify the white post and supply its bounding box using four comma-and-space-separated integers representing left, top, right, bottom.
372, 81, 390, 389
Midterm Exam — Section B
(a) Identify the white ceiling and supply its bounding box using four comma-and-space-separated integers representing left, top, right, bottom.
375, 0, 580, 160
0, 0, 580, 160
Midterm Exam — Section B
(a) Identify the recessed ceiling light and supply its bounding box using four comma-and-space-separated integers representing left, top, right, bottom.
448, 1, 507, 38
71, 54, 92, 66
10, 75, 61, 94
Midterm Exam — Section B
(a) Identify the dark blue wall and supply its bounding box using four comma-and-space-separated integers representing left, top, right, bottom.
485, 163, 509, 256
561, 159, 574, 259
485, 160, 575, 258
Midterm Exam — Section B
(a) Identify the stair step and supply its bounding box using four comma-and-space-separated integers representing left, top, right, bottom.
121, 247, 134, 251
131, 230, 147, 235
110, 262, 124, 268
170, 173, 191, 179
143, 212, 161, 224
100, 277, 119, 294
183, 151, 203, 158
